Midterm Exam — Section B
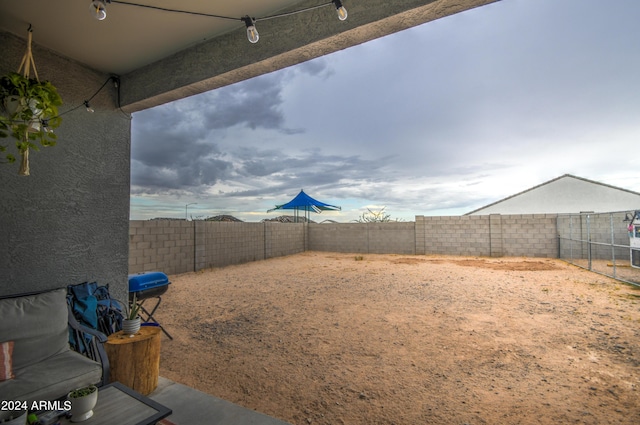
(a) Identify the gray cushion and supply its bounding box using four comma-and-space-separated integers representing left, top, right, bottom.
0, 350, 102, 403
0, 288, 69, 369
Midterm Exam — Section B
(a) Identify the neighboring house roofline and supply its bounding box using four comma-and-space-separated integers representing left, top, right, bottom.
464, 174, 640, 215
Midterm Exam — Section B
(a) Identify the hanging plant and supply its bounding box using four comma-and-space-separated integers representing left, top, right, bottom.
0, 72, 62, 173
0, 26, 63, 175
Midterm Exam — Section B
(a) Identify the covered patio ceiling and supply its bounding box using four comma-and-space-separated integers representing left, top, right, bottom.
0, 0, 498, 111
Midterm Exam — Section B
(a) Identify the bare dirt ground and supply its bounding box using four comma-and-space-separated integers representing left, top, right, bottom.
155, 252, 640, 425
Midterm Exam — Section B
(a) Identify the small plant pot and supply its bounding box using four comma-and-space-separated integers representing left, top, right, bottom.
2, 96, 23, 116
0, 409, 28, 425
122, 317, 141, 335
3, 96, 42, 119
68, 385, 98, 422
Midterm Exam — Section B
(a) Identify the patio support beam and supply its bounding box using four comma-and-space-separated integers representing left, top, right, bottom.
119, 0, 499, 112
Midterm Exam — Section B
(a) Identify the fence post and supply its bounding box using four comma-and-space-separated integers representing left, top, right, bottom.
489, 214, 503, 257
263, 221, 268, 259
610, 213, 617, 279
556, 216, 561, 259
193, 220, 206, 272
587, 214, 592, 270
569, 215, 573, 262
193, 220, 197, 272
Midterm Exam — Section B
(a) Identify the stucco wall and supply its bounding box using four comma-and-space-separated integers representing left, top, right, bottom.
0, 31, 131, 301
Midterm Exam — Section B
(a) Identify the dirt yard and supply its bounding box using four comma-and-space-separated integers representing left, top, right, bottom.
155, 252, 640, 425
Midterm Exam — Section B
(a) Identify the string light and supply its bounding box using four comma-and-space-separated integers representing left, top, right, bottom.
90, 0, 109, 21
333, 0, 348, 21
89, 0, 348, 43
56, 75, 128, 119
3, 75, 127, 139
242, 16, 259, 44
41, 119, 52, 134
83, 101, 95, 113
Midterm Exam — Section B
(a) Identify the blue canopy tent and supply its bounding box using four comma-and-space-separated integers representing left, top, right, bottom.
268, 190, 341, 223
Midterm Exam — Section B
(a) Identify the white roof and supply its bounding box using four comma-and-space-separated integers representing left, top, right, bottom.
466, 174, 640, 215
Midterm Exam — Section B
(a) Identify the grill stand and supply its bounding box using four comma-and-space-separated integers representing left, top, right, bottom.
137, 296, 173, 340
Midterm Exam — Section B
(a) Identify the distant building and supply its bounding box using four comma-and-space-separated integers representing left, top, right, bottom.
466, 174, 640, 215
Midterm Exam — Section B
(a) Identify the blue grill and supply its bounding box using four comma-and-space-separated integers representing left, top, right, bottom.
128, 271, 170, 301
127, 271, 172, 339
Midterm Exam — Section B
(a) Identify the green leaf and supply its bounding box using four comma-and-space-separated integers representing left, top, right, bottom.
0, 72, 64, 170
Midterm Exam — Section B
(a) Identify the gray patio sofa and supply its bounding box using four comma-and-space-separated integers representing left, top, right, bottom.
0, 288, 109, 403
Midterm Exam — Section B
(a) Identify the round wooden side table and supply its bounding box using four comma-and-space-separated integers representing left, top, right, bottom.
105, 326, 162, 395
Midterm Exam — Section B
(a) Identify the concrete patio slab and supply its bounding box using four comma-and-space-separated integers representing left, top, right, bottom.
149, 377, 292, 425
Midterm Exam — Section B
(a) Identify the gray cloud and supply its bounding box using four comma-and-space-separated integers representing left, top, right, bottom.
130, 59, 340, 195
130, 0, 640, 221
204, 76, 290, 131
131, 106, 234, 194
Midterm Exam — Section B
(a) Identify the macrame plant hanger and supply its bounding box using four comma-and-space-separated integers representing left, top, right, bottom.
16, 25, 40, 176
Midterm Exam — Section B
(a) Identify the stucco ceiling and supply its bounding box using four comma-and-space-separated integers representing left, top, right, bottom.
0, 0, 307, 74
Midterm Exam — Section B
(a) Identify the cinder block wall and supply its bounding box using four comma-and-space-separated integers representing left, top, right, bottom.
265, 222, 305, 258
198, 222, 265, 269
367, 223, 416, 254
557, 212, 630, 260
413, 214, 559, 258
129, 220, 195, 275
557, 214, 585, 259
587, 212, 629, 260
500, 214, 558, 257
129, 221, 305, 274
307, 222, 415, 254
308, 223, 369, 253
416, 216, 492, 256
130, 214, 574, 275
309, 216, 557, 257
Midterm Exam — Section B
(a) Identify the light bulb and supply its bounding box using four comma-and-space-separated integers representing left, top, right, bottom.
41, 120, 53, 134
336, 6, 348, 20
90, 0, 107, 21
334, 0, 348, 21
246, 25, 259, 43
242, 17, 259, 44
27, 120, 41, 133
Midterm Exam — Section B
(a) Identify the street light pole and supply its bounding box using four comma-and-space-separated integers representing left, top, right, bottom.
185, 203, 197, 220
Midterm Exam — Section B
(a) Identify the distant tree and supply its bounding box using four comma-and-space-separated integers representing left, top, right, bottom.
355, 207, 402, 223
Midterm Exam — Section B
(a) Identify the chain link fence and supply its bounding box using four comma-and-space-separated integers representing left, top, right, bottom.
558, 210, 640, 286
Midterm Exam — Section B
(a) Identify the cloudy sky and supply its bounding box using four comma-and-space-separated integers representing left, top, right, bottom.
130, 0, 640, 222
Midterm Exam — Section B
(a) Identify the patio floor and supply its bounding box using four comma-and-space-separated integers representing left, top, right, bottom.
149, 376, 292, 425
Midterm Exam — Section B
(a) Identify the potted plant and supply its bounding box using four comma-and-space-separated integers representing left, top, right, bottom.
67, 385, 98, 422
0, 71, 62, 175
122, 293, 142, 335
